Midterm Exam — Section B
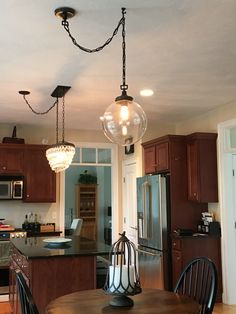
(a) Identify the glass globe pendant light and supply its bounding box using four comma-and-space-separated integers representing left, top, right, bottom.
101, 8, 147, 146
54, 7, 146, 146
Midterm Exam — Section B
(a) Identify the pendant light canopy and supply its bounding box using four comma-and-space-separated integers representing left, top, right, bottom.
55, 7, 147, 146
19, 85, 75, 173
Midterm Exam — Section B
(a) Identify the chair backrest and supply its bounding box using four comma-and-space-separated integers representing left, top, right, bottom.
70, 218, 83, 235
174, 257, 217, 314
16, 270, 39, 314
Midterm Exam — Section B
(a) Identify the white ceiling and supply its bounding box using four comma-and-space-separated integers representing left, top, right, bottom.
1, 0, 236, 131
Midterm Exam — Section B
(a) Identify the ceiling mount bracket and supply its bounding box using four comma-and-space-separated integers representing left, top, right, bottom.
19, 90, 30, 96
54, 7, 76, 20
51, 85, 71, 98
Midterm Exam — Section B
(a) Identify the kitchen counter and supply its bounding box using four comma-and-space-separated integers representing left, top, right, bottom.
171, 233, 222, 302
172, 232, 221, 239
10, 236, 111, 314
10, 235, 110, 259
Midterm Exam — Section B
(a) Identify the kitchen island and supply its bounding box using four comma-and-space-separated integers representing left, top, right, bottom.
10, 236, 111, 314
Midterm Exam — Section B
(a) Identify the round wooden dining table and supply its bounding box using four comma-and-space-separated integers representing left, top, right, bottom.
46, 288, 200, 314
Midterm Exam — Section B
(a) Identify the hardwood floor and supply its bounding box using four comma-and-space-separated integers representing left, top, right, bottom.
0, 303, 11, 314
0, 301, 236, 313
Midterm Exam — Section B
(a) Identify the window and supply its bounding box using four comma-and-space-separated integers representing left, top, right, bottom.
71, 147, 112, 165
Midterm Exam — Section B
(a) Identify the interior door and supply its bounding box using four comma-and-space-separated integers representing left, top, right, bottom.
232, 154, 236, 244
123, 159, 138, 245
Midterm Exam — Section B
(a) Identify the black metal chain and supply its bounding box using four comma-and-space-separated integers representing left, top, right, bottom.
22, 94, 58, 115
121, 8, 128, 91
62, 95, 65, 142
61, 8, 125, 54
56, 99, 59, 143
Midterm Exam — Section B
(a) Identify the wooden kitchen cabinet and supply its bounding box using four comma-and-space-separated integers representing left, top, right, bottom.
143, 135, 207, 231
76, 184, 97, 240
9, 244, 96, 314
143, 139, 169, 174
187, 133, 218, 203
23, 145, 56, 202
0, 144, 24, 174
171, 236, 222, 301
0, 143, 56, 203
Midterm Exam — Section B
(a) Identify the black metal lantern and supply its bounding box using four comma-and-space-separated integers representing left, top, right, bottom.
103, 232, 142, 307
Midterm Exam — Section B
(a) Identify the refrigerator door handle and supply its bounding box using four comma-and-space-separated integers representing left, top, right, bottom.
142, 181, 152, 239
136, 248, 162, 257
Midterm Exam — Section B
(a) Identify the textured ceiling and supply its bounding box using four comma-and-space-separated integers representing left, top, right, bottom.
1, 0, 236, 131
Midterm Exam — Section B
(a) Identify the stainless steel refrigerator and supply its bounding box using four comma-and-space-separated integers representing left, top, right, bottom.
137, 174, 172, 290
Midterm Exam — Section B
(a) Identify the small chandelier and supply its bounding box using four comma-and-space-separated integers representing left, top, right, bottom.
104, 232, 142, 307
19, 85, 75, 173
55, 7, 147, 146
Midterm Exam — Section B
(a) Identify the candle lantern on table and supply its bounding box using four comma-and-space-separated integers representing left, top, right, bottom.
103, 231, 142, 307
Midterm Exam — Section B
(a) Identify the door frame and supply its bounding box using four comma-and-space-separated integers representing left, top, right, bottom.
218, 119, 236, 304
122, 156, 142, 244
59, 142, 119, 242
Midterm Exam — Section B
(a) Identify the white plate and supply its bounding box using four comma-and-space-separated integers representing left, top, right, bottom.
43, 237, 72, 244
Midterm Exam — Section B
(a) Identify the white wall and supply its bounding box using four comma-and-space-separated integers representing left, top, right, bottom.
0, 202, 59, 228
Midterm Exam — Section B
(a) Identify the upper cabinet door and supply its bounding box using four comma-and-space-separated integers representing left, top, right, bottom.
187, 133, 218, 203
23, 145, 56, 203
187, 140, 199, 201
0, 145, 24, 174
143, 146, 156, 174
155, 142, 169, 172
143, 140, 169, 175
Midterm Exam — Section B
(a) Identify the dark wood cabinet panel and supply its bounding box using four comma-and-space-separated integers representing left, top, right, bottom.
187, 133, 218, 203
142, 135, 182, 175
143, 141, 169, 173
171, 236, 222, 302
155, 142, 169, 172
0, 143, 56, 203
9, 246, 96, 314
0, 145, 24, 174
172, 249, 182, 287
23, 145, 56, 202
143, 146, 156, 174
143, 135, 206, 231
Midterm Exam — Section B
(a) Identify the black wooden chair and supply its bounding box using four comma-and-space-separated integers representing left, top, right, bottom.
16, 270, 39, 314
174, 257, 218, 314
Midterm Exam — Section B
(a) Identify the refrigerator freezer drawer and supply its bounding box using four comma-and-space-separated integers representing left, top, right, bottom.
137, 247, 165, 290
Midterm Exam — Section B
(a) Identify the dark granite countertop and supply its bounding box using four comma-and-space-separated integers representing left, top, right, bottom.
171, 233, 221, 239
10, 235, 111, 259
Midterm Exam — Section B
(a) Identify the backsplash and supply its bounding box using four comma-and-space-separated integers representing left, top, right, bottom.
0, 201, 59, 228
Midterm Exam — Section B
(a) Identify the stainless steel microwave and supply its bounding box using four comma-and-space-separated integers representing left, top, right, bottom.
0, 180, 23, 199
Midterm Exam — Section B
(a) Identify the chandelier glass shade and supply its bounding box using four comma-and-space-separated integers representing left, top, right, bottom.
46, 141, 75, 173
19, 86, 75, 173
101, 98, 147, 146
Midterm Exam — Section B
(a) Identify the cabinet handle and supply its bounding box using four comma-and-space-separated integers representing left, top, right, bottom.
27, 195, 29, 198
177, 257, 181, 260
2, 166, 6, 170
173, 242, 176, 246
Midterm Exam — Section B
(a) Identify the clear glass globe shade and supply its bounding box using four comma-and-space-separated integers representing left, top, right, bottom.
101, 99, 147, 146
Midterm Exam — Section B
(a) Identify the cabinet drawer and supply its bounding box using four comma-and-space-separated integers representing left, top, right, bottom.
172, 239, 181, 250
